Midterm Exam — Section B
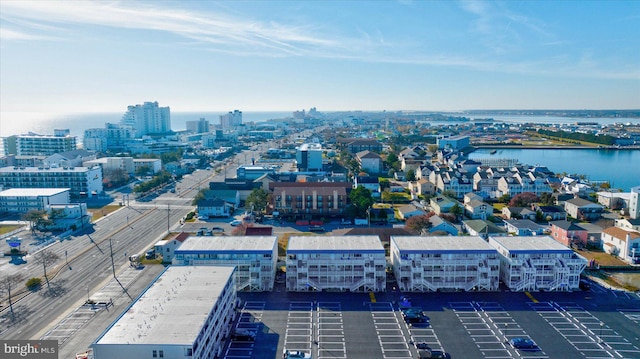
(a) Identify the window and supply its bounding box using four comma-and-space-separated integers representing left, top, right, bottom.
159, 350, 164, 358
153, 350, 157, 358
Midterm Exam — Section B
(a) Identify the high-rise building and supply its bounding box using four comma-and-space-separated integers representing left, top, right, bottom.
120, 101, 171, 137
186, 118, 209, 133
220, 110, 242, 129
3, 131, 77, 156
296, 143, 323, 171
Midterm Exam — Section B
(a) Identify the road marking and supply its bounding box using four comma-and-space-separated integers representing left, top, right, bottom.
525, 291, 539, 303
369, 291, 377, 303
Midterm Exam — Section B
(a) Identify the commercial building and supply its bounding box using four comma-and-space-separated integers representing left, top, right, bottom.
173, 236, 278, 291
0, 188, 70, 214
92, 266, 237, 359
3, 130, 77, 156
631, 186, 640, 219
0, 165, 103, 198
436, 135, 470, 150
120, 101, 171, 137
83, 157, 162, 175
236, 165, 276, 180
390, 236, 500, 292
296, 143, 323, 172
488, 236, 587, 292
286, 235, 386, 292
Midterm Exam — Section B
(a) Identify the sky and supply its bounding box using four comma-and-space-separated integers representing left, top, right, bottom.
1, 0, 639, 114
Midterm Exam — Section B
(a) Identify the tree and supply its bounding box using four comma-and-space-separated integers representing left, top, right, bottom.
103, 168, 130, 188
385, 152, 400, 171
192, 188, 208, 205
406, 169, 416, 182
34, 249, 60, 289
246, 188, 268, 213
135, 165, 152, 176
497, 194, 511, 204
509, 192, 540, 207
349, 186, 374, 218
539, 192, 555, 206
427, 144, 438, 154
442, 190, 457, 199
0, 272, 24, 321
22, 210, 52, 234
448, 203, 463, 221
405, 213, 434, 234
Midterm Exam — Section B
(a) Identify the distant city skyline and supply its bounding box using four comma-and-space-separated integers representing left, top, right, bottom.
1, 0, 638, 115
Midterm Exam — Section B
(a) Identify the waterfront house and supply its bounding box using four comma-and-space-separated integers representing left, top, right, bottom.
601, 227, 640, 264
549, 220, 588, 248
463, 219, 507, 239
504, 219, 546, 236
564, 197, 605, 221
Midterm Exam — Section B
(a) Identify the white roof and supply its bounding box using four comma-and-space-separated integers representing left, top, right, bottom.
287, 235, 384, 252
176, 236, 277, 253
489, 235, 571, 253
0, 166, 92, 173
95, 266, 234, 345
391, 236, 496, 252
0, 188, 69, 197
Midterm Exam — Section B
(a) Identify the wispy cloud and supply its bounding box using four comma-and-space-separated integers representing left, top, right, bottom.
1, 0, 635, 80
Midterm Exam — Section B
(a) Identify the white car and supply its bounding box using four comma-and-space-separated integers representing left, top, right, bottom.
283, 350, 312, 359
230, 220, 242, 226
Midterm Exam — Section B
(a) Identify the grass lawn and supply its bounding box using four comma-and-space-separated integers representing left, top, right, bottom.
0, 225, 21, 236
91, 204, 123, 222
577, 249, 629, 266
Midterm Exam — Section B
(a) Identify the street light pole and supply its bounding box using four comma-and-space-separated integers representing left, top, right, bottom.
167, 203, 171, 232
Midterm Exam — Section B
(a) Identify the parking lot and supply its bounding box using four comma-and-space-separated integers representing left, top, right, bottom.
226, 284, 640, 359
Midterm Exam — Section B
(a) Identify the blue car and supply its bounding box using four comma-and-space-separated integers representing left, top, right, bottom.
509, 337, 538, 350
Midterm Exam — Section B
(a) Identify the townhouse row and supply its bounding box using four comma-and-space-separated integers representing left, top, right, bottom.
169, 234, 587, 293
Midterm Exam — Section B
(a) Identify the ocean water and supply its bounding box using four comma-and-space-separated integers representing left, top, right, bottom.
0, 111, 293, 138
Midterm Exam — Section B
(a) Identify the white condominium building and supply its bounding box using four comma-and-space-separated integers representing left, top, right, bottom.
3, 131, 77, 156
0, 165, 103, 198
92, 266, 237, 359
173, 236, 278, 292
390, 236, 500, 292
0, 188, 70, 214
120, 101, 171, 137
286, 235, 386, 292
488, 235, 587, 292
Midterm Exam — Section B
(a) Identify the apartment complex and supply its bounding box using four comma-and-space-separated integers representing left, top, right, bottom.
92, 266, 237, 359
286, 235, 386, 292
220, 110, 242, 129
3, 130, 77, 156
271, 182, 349, 219
390, 236, 500, 292
488, 236, 587, 292
0, 165, 103, 198
173, 235, 278, 291
186, 118, 210, 134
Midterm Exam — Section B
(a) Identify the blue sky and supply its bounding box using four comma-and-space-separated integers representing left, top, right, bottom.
1, 0, 638, 113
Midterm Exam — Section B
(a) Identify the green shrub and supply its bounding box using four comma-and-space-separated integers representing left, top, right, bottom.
26, 277, 42, 290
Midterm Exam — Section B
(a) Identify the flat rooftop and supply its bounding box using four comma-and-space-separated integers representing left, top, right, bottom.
391, 236, 498, 253
95, 266, 234, 345
0, 188, 69, 196
287, 235, 384, 253
489, 235, 572, 253
0, 166, 92, 173
175, 236, 277, 253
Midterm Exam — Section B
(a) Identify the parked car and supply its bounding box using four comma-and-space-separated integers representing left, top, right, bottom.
425, 350, 451, 359
579, 279, 591, 290
210, 226, 224, 233
230, 220, 242, 226
415, 342, 430, 350
308, 225, 325, 232
231, 329, 256, 341
508, 337, 538, 350
283, 350, 312, 358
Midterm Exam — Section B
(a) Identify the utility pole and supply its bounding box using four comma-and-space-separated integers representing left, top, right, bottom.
167, 203, 170, 232
109, 237, 116, 279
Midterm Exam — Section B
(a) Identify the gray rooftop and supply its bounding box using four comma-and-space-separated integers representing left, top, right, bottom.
0, 188, 69, 197
176, 236, 277, 253
287, 235, 384, 252
0, 166, 93, 173
489, 235, 572, 253
95, 266, 234, 345
391, 236, 496, 252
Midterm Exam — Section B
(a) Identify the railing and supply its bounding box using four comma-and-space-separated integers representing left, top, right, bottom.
351, 278, 366, 292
